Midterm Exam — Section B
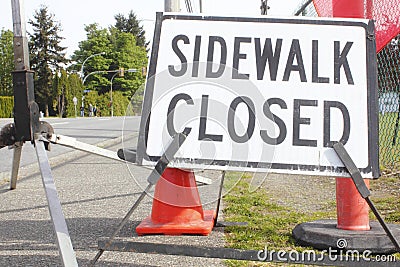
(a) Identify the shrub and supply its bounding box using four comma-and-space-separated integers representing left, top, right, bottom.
0, 96, 13, 118
78, 91, 130, 117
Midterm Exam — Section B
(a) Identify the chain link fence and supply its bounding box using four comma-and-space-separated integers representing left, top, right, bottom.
377, 37, 400, 174
294, 0, 400, 175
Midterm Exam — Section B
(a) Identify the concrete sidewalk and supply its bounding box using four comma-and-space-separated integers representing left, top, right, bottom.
0, 136, 225, 266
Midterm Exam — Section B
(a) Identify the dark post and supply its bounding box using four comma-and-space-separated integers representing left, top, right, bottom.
11, 0, 35, 142
10, 0, 40, 189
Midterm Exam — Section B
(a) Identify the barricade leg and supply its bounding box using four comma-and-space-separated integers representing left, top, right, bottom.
293, 142, 400, 254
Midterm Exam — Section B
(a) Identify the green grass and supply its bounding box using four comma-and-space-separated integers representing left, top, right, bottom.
223, 172, 335, 266
370, 177, 400, 224
379, 112, 400, 173
223, 172, 400, 266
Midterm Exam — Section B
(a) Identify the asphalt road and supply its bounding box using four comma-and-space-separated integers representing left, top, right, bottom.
0, 115, 225, 266
0, 116, 141, 173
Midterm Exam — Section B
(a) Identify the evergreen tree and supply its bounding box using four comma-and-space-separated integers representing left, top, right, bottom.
53, 69, 69, 117
28, 6, 68, 116
114, 11, 148, 48
0, 29, 14, 96
67, 73, 83, 117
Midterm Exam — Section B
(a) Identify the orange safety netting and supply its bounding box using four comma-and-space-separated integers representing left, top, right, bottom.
313, 0, 400, 52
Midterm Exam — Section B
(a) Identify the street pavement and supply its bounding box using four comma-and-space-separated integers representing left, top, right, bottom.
0, 116, 141, 173
0, 117, 225, 266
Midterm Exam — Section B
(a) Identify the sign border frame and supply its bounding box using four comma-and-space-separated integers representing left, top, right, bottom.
137, 12, 380, 178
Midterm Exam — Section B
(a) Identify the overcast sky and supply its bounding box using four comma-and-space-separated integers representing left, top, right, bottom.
0, 0, 303, 57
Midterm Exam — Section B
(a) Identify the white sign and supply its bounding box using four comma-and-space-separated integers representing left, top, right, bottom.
137, 13, 379, 178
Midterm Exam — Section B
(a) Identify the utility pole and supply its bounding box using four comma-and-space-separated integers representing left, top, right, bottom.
165, 0, 180, 12
260, 0, 270, 15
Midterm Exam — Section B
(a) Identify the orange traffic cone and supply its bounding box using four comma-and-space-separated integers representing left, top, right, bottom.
336, 178, 370, 230
332, 2, 370, 232
136, 168, 215, 235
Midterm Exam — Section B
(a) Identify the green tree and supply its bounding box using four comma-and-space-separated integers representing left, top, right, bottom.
0, 29, 14, 96
0, 96, 14, 118
28, 6, 68, 116
114, 11, 148, 48
108, 28, 147, 98
71, 23, 111, 92
72, 21, 147, 107
53, 69, 69, 117
67, 73, 83, 117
